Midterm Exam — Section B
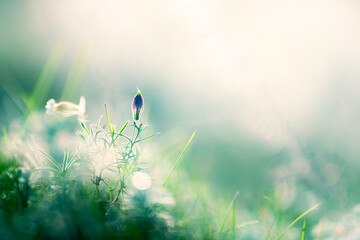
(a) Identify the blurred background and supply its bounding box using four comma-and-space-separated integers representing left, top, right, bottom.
1, 0, 360, 237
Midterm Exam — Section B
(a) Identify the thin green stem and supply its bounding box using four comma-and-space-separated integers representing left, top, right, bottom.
301, 220, 306, 240
219, 191, 239, 238
162, 130, 197, 188
278, 203, 320, 240
232, 198, 236, 240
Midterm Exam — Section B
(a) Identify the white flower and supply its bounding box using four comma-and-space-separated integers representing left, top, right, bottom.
45, 99, 56, 115
45, 96, 86, 118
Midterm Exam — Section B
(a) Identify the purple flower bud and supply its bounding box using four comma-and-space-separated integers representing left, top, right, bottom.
132, 89, 144, 121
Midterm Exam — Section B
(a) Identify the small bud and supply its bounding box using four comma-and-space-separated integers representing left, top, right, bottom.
45, 96, 86, 118
132, 89, 144, 121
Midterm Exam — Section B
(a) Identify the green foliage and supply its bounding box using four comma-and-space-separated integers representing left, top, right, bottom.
0, 99, 322, 240
38, 149, 79, 181
0, 155, 30, 216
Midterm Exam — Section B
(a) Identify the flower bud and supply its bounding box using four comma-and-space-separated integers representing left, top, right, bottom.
132, 89, 144, 121
45, 96, 86, 118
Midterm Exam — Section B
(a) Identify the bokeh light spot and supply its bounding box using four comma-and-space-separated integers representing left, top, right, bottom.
132, 171, 152, 190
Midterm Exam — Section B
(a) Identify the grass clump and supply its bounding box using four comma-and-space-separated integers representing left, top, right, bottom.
0, 90, 322, 240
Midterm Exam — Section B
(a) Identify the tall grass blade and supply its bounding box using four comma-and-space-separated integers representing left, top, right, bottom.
161, 130, 197, 188
278, 203, 320, 240
115, 121, 129, 140
66, 152, 79, 170
219, 191, 240, 238
119, 121, 129, 134
62, 150, 69, 171
38, 149, 61, 171
232, 197, 236, 240
301, 220, 306, 240
105, 104, 113, 137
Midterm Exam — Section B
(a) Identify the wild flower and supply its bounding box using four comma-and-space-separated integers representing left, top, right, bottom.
45, 96, 86, 117
132, 89, 144, 122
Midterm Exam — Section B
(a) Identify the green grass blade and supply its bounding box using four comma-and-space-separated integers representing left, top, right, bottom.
62, 150, 69, 171
38, 149, 61, 171
66, 152, 79, 170
135, 132, 160, 143
115, 121, 129, 140
161, 130, 197, 188
232, 197, 236, 240
95, 130, 103, 139
301, 220, 306, 240
278, 203, 320, 240
115, 133, 132, 143
81, 122, 91, 137
119, 121, 129, 134
219, 191, 239, 237
105, 104, 113, 137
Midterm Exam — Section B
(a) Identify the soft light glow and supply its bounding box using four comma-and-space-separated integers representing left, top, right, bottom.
132, 171, 152, 191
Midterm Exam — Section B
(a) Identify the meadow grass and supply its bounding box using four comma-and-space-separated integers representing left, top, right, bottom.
0, 98, 321, 239
0, 59, 322, 239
